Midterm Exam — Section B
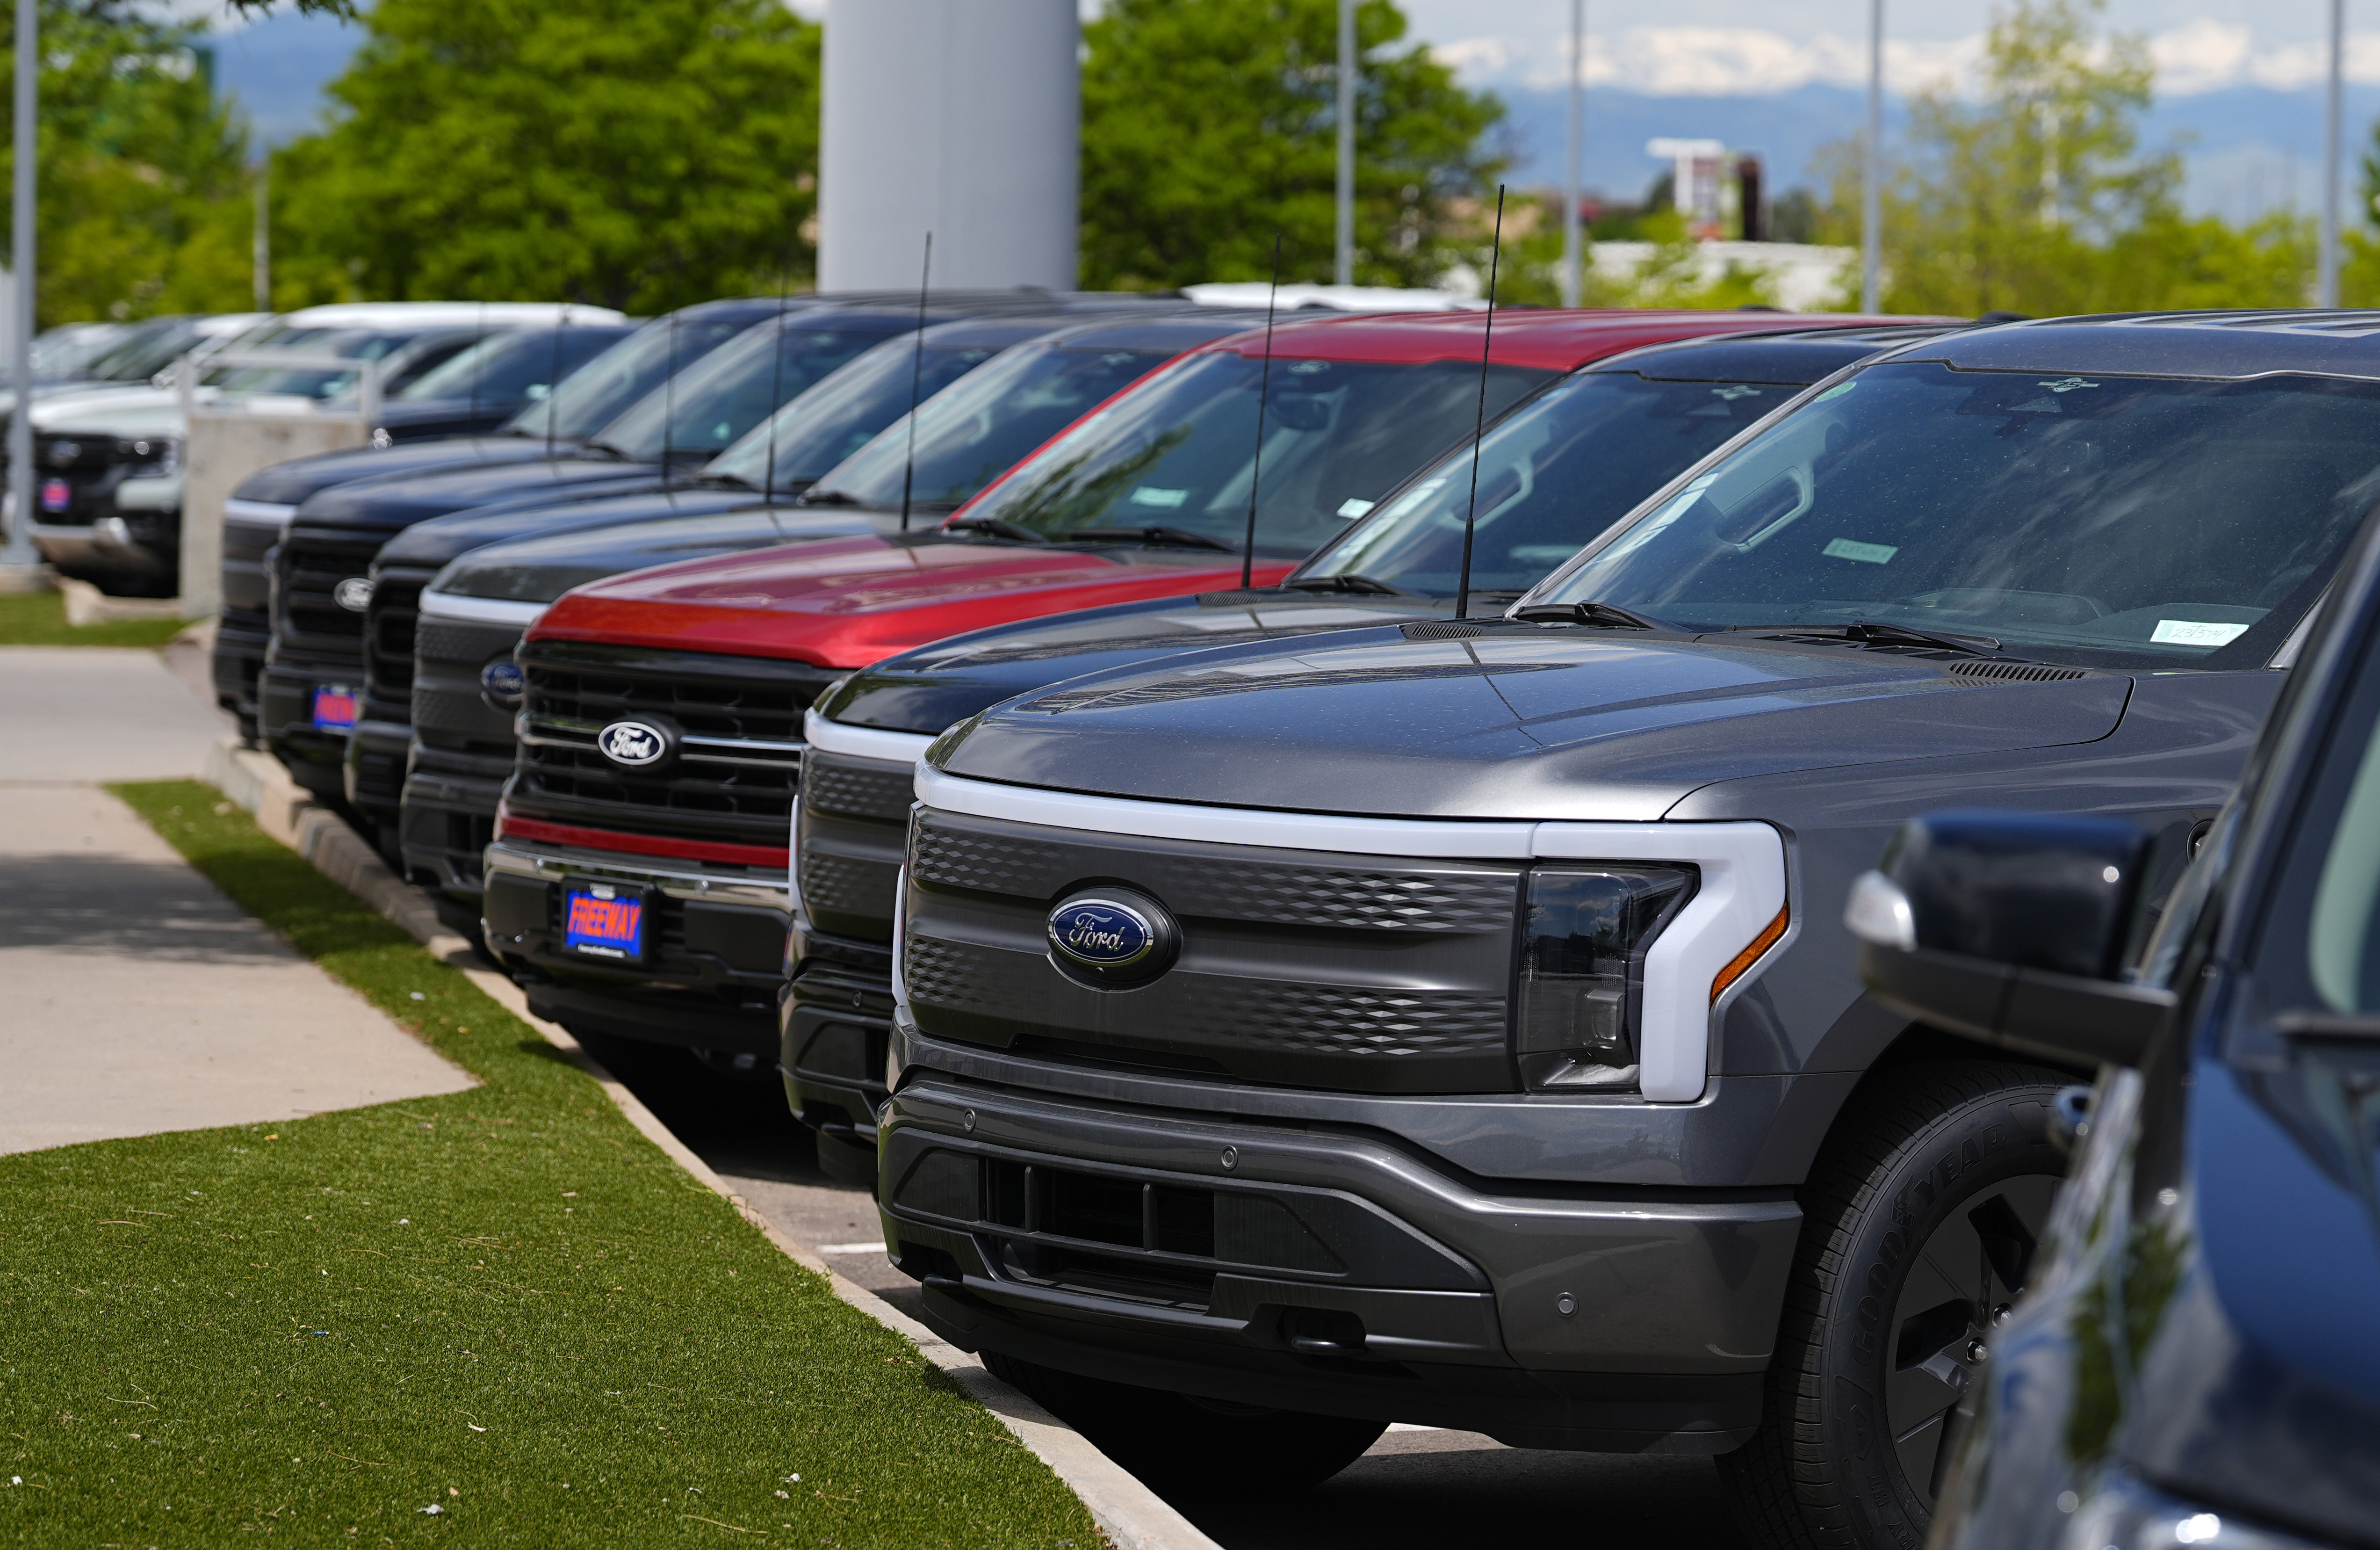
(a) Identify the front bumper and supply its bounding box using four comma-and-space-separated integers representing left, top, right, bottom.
781, 924, 896, 1144
879, 1044, 1801, 1451
398, 740, 511, 898
260, 651, 363, 803
343, 717, 411, 832
212, 606, 270, 736
481, 838, 791, 1054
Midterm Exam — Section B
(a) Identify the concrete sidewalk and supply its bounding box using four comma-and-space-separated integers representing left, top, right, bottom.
0, 645, 475, 1155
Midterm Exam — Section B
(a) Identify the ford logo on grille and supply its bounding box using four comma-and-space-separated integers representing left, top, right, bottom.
597, 719, 673, 768
1046, 889, 1178, 986
333, 577, 374, 612
479, 659, 525, 708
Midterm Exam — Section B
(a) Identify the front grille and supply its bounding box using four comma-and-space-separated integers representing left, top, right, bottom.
361, 565, 437, 710
510, 639, 843, 850
414, 618, 527, 756
795, 747, 913, 944
274, 530, 382, 657
901, 809, 1524, 1094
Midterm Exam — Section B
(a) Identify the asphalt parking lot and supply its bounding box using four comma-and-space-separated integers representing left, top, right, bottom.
575, 1032, 1748, 1550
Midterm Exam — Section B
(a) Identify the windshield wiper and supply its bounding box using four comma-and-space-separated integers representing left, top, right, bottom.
1512, 600, 1682, 631
1067, 525, 1237, 552
577, 439, 635, 461
942, 515, 1046, 543
1736, 620, 2010, 656
797, 489, 863, 507
1284, 572, 1410, 596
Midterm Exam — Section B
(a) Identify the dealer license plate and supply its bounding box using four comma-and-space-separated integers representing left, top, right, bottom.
311, 685, 359, 732
563, 880, 648, 961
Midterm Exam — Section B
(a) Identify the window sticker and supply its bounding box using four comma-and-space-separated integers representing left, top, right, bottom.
1128, 486, 1189, 509
1336, 498, 1375, 519
1814, 380, 1859, 402
2150, 619, 2250, 647
1822, 537, 1899, 565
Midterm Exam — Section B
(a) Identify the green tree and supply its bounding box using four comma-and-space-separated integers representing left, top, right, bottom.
1080, 0, 1503, 290
1822, 0, 2310, 315
1, 3, 257, 326
270, 0, 819, 311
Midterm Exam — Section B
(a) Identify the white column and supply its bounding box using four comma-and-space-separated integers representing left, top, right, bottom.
818, 0, 1080, 291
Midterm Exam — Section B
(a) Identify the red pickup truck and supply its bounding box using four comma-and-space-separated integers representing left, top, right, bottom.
477, 308, 1899, 1065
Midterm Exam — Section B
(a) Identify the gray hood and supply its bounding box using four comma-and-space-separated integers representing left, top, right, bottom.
932, 622, 2133, 821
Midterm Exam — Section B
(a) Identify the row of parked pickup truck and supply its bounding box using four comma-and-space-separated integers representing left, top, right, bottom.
219, 291, 2380, 1550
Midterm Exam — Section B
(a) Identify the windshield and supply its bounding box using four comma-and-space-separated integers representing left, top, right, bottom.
1301, 367, 1808, 598
708, 336, 1010, 492
803, 339, 1180, 513
957, 351, 1552, 557
503, 312, 763, 442
79, 318, 202, 382
1531, 362, 2380, 668
203, 327, 459, 401
395, 325, 632, 406
30, 323, 133, 379
591, 318, 912, 463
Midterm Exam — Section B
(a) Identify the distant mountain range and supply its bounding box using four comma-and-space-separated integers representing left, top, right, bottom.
208, 9, 2380, 232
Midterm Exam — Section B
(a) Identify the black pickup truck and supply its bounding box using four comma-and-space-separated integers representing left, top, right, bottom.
865, 313, 2378, 1547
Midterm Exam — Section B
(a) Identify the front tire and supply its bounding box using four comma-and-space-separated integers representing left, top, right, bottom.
1719, 1059, 2066, 1550
982, 1352, 1385, 1496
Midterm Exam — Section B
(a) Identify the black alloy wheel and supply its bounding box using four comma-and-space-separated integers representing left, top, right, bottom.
1719, 1060, 2068, 1550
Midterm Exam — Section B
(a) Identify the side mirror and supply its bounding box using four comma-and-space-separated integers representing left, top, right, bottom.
1846, 810, 2177, 1068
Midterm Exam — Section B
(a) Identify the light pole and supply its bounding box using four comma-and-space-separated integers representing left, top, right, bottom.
4, 0, 37, 577
1335, 0, 1355, 287
1861, 0, 1883, 313
1561, 0, 1583, 307
2321, 0, 2344, 308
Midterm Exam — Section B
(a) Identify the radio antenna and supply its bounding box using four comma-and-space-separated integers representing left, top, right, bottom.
543, 304, 567, 461
469, 297, 485, 429
900, 231, 933, 532
1239, 233, 1283, 591
1454, 186, 1507, 622
761, 243, 794, 507
659, 313, 680, 476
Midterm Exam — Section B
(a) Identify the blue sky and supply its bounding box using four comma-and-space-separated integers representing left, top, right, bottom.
204, 1, 2380, 225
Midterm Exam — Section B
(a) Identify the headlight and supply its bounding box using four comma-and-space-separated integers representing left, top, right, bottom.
2063, 1475, 2333, 1550
113, 436, 180, 476
1514, 864, 1696, 1089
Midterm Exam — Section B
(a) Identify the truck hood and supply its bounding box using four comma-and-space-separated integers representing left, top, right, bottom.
379, 485, 785, 571
429, 507, 898, 606
931, 624, 2135, 821
232, 436, 562, 506
823, 590, 1446, 735
529, 530, 1298, 668
291, 455, 672, 532
31, 387, 188, 438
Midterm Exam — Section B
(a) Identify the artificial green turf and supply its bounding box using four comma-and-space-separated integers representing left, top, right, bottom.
0, 780, 1100, 1547
0, 588, 187, 647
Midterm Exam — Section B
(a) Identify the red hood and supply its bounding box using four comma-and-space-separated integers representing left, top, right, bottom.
530, 532, 1295, 667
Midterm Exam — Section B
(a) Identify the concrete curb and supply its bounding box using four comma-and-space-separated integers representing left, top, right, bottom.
198, 734, 1221, 1550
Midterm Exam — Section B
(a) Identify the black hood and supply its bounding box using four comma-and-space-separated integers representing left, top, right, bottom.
932, 622, 2134, 821
821, 589, 1448, 735
426, 507, 896, 606
230, 435, 561, 506
290, 455, 674, 534
377, 485, 777, 571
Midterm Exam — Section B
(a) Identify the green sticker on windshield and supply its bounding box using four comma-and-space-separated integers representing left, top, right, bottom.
1823, 537, 1898, 565
1814, 380, 1859, 401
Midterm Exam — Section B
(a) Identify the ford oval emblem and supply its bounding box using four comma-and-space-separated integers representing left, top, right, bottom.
597, 719, 672, 768
333, 577, 374, 612
479, 659, 525, 706
1046, 888, 1179, 986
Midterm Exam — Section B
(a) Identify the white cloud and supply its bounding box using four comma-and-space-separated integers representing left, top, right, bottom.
1434, 22, 2380, 98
